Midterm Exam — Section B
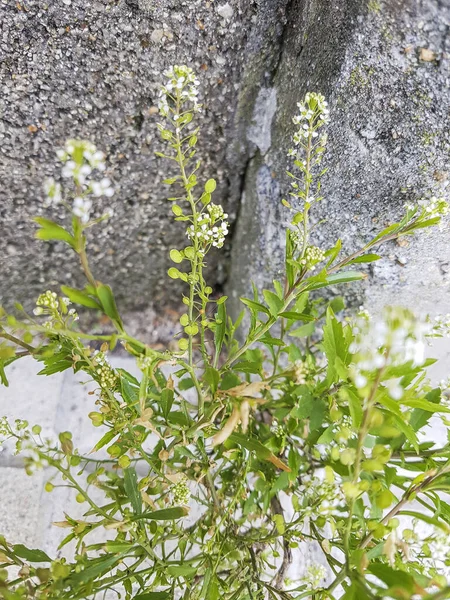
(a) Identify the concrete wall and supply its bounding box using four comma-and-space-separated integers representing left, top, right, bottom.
229, 0, 450, 318
1, 0, 449, 321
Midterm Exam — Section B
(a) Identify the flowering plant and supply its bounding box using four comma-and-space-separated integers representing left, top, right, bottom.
1, 65, 450, 600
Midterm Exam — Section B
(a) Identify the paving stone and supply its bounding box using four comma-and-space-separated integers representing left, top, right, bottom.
0, 357, 64, 466
0, 467, 44, 546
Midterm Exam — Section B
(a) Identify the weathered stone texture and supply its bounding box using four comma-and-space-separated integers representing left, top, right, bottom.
0, 0, 260, 310
229, 0, 450, 318
1, 0, 450, 321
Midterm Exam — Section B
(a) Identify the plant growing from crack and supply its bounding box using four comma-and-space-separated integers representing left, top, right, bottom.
1, 65, 450, 600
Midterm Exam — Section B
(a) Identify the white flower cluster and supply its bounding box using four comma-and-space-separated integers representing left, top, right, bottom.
302, 563, 328, 589
172, 477, 191, 505
405, 196, 449, 217
270, 419, 285, 438
137, 354, 154, 372
158, 65, 201, 117
432, 313, 450, 337
297, 472, 345, 518
289, 92, 330, 149
301, 245, 325, 270
44, 140, 114, 225
403, 523, 450, 578
186, 204, 229, 250
43, 178, 62, 208
73, 197, 92, 224
349, 307, 431, 398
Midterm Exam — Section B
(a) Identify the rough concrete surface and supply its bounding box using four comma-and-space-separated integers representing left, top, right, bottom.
0, 0, 264, 310
229, 0, 450, 320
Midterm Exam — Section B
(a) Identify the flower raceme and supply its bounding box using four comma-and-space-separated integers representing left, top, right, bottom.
43, 139, 114, 224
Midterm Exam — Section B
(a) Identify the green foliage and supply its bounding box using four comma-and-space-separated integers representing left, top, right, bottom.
1, 67, 450, 600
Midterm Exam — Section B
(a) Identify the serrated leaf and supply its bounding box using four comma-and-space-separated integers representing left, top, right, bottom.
13, 545, 51, 563
263, 290, 284, 316
240, 297, 270, 316
34, 217, 76, 248
322, 307, 351, 384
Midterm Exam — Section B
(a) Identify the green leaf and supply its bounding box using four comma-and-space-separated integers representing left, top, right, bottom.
325, 271, 366, 286
203, 366, 220, 394
137, 507, 189, 521
292, 391, 314, 419
69, 554, 121, 584
410, 217, 441, 230
278, 311, 315, 321
178, 377, 195, 391
214, 302, 227, 363
60, 286, 100, 309
204, 179, 217, 193
368, 563, 415, 594
124, 467, 142, 515
263, 290, 284, 316
134, 593, 171, 600
341, 581, 371, 600
402, 397, 450, 413
161, 388, 175, 419
259, 335, 285, 347
0, 356, 20, 386
347, 253, 381, 264
289, 322, 315, 338
12, 545, 51, 563
34, 217, 76, 248
273, 513, 285, 535
322, 307, 351, 384
240, 297, 270, 316
93, 429, 117, 452
167, 565, 197, 579
340, 386, 363, 429
400, 510, 450, 533
96, 283, 123, 329
325, 238, 342, 267
370, 223, 401, 245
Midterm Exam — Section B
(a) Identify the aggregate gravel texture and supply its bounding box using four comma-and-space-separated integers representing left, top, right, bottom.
2, 0, 450, 327
229, 0, 450, 319
0, 0, 265, 312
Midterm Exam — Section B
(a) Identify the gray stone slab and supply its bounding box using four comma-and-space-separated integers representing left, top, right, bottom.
228, 0, 450, 324
0, 467, 44, 546
0, 357, 64, 465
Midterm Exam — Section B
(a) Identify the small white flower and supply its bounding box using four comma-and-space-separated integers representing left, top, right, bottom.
72, 197, 92, 224
91, 177, 114, 198
43, 177, 62, 207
